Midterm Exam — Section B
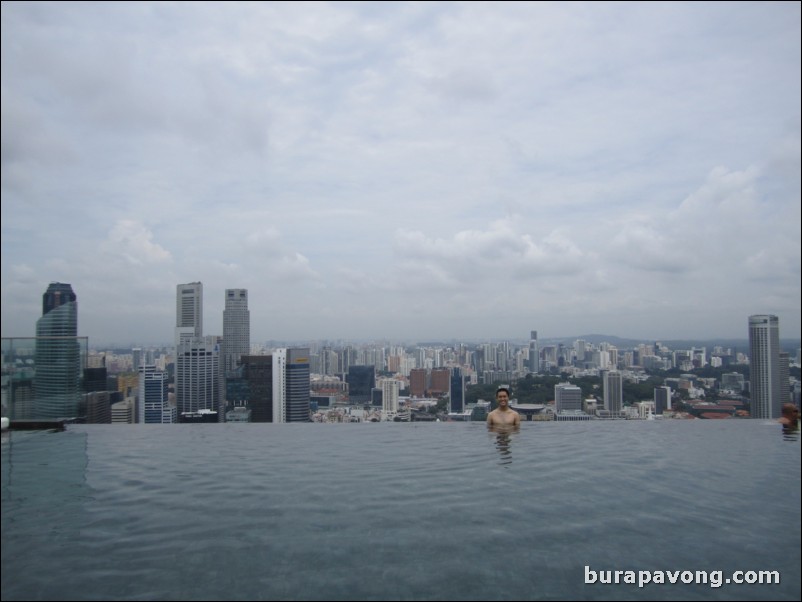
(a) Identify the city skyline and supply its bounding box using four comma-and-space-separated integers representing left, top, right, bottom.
2, 3, 800, 345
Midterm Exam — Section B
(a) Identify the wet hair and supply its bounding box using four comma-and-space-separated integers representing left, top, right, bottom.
496, 387, 511, 398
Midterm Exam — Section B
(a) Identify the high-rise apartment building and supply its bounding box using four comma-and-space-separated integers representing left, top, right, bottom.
749, 315, 781, 419
34, 282, 83, 419
381, 379, 400, 414
223, 289, 250, 373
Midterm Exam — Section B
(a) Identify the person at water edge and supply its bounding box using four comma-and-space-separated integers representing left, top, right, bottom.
487, 386, 521, 428
779, 403, 800, 431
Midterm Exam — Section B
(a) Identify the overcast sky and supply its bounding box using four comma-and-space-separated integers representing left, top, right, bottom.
2, 2, 800, 347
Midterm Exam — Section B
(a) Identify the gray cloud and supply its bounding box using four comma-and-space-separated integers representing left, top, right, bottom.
2, 2, 799, 344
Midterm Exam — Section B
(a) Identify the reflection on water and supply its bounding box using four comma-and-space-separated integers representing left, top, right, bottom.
782, 424, 800, 442
780, 404, 800, 442
488, 425, 520, 466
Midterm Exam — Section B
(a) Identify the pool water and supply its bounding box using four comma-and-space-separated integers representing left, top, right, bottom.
2, 420, 800, 600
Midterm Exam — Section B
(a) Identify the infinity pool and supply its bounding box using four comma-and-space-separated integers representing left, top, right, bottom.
2, 421, 799, 600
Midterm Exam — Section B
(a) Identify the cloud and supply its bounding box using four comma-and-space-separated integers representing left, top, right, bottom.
1, 2, 799, 343
394, 220, 588, 288
242, 229, 320, 283
102, 220, 172, 266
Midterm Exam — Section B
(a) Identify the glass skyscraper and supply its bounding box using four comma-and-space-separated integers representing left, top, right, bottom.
138, 365, 174, 424
272, 348, 310, 423
34, 283, 83, 419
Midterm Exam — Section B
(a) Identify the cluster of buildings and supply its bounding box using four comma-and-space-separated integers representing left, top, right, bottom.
1, 282, 798, 424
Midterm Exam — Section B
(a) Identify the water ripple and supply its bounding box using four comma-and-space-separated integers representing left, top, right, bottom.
2, 421, 799, 601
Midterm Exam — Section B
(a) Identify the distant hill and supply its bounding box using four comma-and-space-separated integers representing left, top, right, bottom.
537, 334, 800, 352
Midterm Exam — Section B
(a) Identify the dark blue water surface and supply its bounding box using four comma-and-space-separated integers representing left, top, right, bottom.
2, 421, 800, 601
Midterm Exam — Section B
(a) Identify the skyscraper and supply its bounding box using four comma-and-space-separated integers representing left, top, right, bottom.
175, 337, 221, 421
603, 371, 623, 415
654, 386, 671, 415
175, 282, 202, 348
749, 315, 781, 419
409, 368, 427, 397
381, 379, 400, 414
34, 282, 82, 419
430, 368, 450, 396
272, 348, 311, 423
529, 330, 540, 374
243, 355, 272, 422
132, 347, 143, 371
138, 364, 174, 424
223, 289, 250, 373
779, 351, 790, 407
346, 365, 375, 403
450, 367, 465, 413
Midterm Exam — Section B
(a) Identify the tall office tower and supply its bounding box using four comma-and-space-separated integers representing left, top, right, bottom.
749, 315, 781, 419
603, 371, 623, 414
34, 282, 82, 419
272, 348, 311, 423
555, 383, 582, 412
83, 391, 111, 424
450, 367, 465, 413
529, 330, 540, 374
243, 355, 272, 422
409, 368, 427, 397
175, 282, 203, 348
83, 366, 108, 393
138, 365, 174, 424
223, 289, 250, 373
381, 379, 400, 414
654, 386, 671, 415
430, 368, 450, 396
779, 351, 790, 407
132, 348, 143, 371
347, 365, 375, 403
175, 337, 221, 421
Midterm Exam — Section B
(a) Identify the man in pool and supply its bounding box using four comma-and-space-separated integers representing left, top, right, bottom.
779, 403, 799, 432
487, 386, 521, 428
